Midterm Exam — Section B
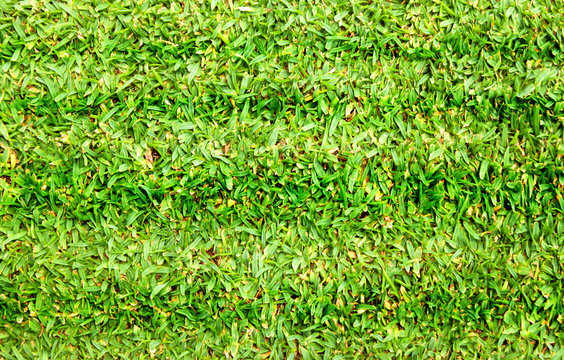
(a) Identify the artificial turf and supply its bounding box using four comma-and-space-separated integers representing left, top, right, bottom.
1, 0, 564, 358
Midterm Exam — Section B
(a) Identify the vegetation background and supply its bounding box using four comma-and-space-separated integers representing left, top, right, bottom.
0, 0, 563, 358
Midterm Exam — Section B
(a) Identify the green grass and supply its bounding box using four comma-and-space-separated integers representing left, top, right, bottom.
1, 0, 564, 358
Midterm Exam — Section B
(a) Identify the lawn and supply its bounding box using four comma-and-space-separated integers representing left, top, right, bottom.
1, 0, 564, 358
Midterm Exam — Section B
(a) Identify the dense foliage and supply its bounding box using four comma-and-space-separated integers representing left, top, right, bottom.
1, 0, 564, 358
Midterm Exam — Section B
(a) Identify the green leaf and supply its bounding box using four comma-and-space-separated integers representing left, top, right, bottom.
0, 120, 10, 142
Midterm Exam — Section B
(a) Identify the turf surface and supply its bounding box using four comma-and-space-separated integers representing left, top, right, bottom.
1, 0, 564, 358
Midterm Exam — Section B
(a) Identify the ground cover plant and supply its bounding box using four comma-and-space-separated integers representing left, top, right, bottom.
1, 0, 564, 358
